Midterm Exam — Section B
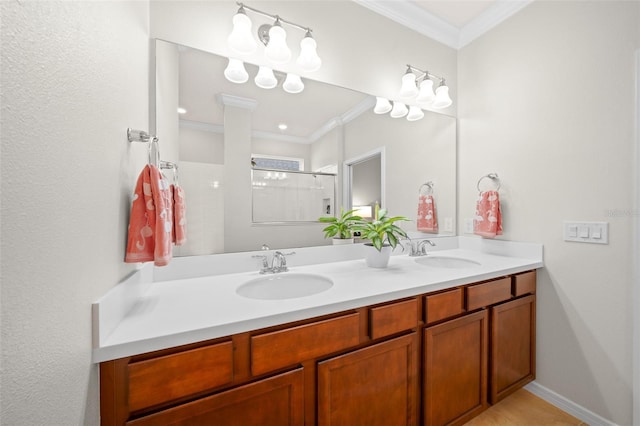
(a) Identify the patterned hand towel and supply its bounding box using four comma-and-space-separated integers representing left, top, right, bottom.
125, 165, 173, 266
172, 184, 187, 246
473, 190, 502, 238
417, 194, 438, 233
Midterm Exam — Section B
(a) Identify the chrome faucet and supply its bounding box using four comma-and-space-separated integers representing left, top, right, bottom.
271, 251, 295, 273
252, 250, 295, 274
409, 239, 435, 256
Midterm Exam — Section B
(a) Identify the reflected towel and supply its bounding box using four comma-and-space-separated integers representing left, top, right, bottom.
417, 194, 438, 233
473, 190, 502, 238
172, 184, 187, 246
125, 165, 173, 266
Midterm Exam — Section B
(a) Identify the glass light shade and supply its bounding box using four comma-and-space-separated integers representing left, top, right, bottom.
283, 73, 304, 94
297, 36, 322, 72
432, 84, 453, 109
373, 97, 392, 114
406, 106, 424, 121
264, 24, 291, 64
399, 72, 419, 99
254, 66, 277, 89
227, 12, 257, 56
389, 101, 408, 118
416, 79, 435, 107
223, 58, 249, 84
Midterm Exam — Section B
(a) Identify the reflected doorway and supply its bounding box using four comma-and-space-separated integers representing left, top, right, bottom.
343, 147, 385, 220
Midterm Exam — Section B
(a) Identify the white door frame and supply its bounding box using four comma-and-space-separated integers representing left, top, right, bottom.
342, 147, 386, 212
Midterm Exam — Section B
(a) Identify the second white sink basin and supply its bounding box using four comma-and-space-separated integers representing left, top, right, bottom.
414, 256, 481, 269
236, 273, 334, 300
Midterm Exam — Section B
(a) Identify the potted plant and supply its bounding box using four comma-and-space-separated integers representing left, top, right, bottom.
318, 208, 362, 245
356, 204, 409, 268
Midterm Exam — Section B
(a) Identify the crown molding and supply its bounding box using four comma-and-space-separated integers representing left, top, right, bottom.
354, 0, 460, 49
354, 0, 533, 50
216, 93, 258, 111
459, 0, 533, 48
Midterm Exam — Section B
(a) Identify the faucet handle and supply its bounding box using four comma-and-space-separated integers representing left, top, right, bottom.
252, 254, 270, 273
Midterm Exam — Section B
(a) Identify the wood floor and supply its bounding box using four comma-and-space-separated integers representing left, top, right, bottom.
463, 389, 587, 425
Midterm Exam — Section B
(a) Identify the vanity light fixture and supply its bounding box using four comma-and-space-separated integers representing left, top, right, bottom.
406, 105, 425, 121
400, 64, 452, 110
227, 3, 321, 72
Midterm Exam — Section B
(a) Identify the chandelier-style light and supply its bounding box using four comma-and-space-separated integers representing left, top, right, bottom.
224, 3, 321, 94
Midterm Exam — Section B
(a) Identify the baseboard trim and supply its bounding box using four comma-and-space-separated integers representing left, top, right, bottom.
524, 381, 617, 426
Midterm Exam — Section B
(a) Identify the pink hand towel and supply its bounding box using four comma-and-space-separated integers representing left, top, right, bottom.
473, 190, 502, 238
171, 184, 187, 246
417, 194, 438, 233
125, 165, 173, 266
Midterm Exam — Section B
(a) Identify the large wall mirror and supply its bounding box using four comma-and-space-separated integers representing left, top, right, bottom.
153, 39, 457, 256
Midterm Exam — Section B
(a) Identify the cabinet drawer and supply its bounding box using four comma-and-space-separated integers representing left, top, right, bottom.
425, 288, 464, 324
251, 313, 361, 376
513, 270, 536, 297
466, 277, 512, 311
370, 298, 418, 339
128, 341, 233, 413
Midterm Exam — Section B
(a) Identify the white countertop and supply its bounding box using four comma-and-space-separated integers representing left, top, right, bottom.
92, 238, 543, 363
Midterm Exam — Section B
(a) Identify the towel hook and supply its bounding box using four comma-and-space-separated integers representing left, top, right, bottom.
477, 173, 501, 193
419, 181, 434, 195
148, 137, 160, 167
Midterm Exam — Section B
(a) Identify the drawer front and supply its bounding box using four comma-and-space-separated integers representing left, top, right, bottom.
425, 288, 464, 324
513, 270, 536, 297
370, 298, 418, 339
128, 341, 234, 413
466, 277, 512, 311
251, 313, 361, 376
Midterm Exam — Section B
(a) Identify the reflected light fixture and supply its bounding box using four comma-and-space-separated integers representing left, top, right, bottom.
224, 58, 249, 83
227, 3, 321, 71
254, 66, 278, 89
406, 105, 424, 121
374, 97, 392, 114
390, 101, 408, 118
282, 73, 304, 93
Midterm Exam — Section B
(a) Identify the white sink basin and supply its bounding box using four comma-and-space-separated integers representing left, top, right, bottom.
414, 256, 481, 269
236, 273, 334, 300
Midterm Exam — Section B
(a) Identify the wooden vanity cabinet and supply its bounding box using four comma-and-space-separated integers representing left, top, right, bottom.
490, 271, 536, 404
423, 310, 489, 426
100, 271, 537, 426
317, 333, 419, 426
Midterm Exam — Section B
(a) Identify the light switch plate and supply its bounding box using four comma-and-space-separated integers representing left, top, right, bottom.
563, 221, 608, 244
443, 217, 453, 232
464, 218, 474, 234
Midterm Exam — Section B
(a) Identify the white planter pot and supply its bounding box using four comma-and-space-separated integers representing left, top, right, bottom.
364, 244, 392, 268
332, 238, 354, 245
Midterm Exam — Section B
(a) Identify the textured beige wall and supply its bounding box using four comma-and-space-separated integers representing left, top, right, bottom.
458, 2, 639, 424
1, 1, 150, 424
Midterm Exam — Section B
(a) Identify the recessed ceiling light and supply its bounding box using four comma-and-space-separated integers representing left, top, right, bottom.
177, 107, 187, 114
278, 123, 288, 131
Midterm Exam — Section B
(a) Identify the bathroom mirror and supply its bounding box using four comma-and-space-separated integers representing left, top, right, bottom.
153, 39, 457, 255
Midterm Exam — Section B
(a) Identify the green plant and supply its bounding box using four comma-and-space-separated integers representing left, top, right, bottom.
357, 204, 409, 251
318, 208, 362, 239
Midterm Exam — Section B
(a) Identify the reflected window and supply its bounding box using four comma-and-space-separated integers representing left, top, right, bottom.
252, 154, 303, 171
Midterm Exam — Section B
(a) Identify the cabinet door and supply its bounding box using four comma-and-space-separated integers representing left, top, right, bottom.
490, 295, 536, 404
317, 334, 418, 426
127, 369, 304, 426
423, 310, 488, 426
